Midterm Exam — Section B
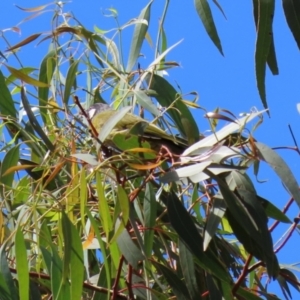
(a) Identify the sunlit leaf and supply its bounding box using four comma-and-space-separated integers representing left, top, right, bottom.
15, 227, 29, 300
126, 1, 152, 72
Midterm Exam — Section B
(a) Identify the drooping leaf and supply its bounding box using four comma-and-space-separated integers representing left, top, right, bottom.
255, 142, 300, 209
253, 0, 275, 110
282, 0, 300, 50
253, 0, 278, 75
194, 0, 223, 55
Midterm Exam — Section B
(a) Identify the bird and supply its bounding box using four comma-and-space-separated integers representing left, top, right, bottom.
85, 103, 187, 154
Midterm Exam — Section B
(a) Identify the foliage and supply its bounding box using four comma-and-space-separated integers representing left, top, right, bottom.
0, 1, 299, 299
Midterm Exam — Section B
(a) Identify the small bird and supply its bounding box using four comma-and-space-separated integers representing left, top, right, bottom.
86, 103, 187, 154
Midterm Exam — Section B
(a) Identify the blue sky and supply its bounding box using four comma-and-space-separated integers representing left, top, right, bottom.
1, 0, 300, 298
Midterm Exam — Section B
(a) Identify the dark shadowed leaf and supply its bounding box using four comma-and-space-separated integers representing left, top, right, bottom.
126, 1, 152, 72
203, 194, 226, 251
152, 261, 191, 300
280, 268, 300, 293
178, 240, 200, 300
255, 142, 300, 209
0, 242, 18, 300
229, 171, 278, 278
282, 0, 300, 50
61, 213, 72, 284
166, 192, 229, 281
194, 0, 223, 55
143, 183, 157, 257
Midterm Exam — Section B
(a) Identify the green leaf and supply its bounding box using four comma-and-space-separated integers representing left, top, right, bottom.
267, 35, 279, 75
38, 50, 57, 123
254, 0, 275, 110
152, 261, 191, 300
259, 196, 292, 223
194, 0, 223, 55
237, 287, 264, 299
0, 241, 18, 300
126, 1, 152, 72
5, 67, 37, 85
110, 185, 130, 244
282, 0, 300, 50
143, 183, 157, 257
61, 213, 72, 284
116, 227, 144, 269
255, 142, 300, 209
63, 60, 79, 105
0, 70, 17, 117
253, 0, 278, 76
15, 227, 29, 300
6, 65, 49, 87
68, 215, 84, 300
145, 74, 199, 144
203, 194, 226, 251
229, 171, 278, 277
166, 192, 229, 281
96, 173, 112, 238
21, 87, 55, 152
178, 240, 200, 300
280, 268, 300, 293
0, 145, 20, 188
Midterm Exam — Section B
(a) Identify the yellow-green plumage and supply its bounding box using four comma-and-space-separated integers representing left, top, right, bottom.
89, 104, 187, 153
